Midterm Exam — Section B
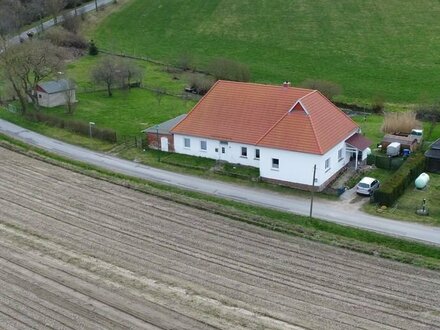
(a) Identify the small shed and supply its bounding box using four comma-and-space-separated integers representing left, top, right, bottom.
143, 114, 187, 152
425, 139, 440, 173
381, 134, 418, 151
36, 79, 76, 108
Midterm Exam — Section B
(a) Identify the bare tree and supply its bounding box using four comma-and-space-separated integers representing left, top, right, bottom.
119, 59, 143, 89
0, 39, 67, 113
154, 88, 166, 105
0, 0, 24, 42
63, 78, 76, 114
91, 57, 120, 97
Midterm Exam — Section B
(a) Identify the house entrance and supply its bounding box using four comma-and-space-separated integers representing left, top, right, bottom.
160, 137, 169, 152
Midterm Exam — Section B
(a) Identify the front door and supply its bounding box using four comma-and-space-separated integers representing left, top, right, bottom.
160, 137, 169, 152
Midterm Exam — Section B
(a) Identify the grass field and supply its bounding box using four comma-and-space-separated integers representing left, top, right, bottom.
92, 0, 440, 104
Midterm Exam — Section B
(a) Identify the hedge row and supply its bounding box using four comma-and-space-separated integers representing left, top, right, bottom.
367, 154, 404, 170
25, 112, 117, 143
373, 153, 426, 206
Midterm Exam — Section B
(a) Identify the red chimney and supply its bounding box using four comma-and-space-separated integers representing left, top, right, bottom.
283, 81, 291, 88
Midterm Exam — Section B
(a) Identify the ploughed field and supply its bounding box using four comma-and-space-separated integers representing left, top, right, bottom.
0, 147, 439, 329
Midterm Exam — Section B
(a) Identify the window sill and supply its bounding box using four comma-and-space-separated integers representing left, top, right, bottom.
183, 147, 190, 150
338, 158, 344, 162
325, 168, 331, 173
271, 167, 279, 171
240, 156, 248, 159
254, 158, 260, 161
200, 150, 207, 152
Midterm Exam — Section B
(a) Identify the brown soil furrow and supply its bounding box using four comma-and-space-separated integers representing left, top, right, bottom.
1, 147, 440, 329
0, 198, 437, 330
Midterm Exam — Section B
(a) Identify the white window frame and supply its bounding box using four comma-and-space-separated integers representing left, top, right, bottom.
325, 157, 331, 172
255, 149, 260, 160
200, 140, 207, 151
184, 137, 191, 149
338, 148, 343, 162
272, 158, 279, 169
241, 147, 247, 158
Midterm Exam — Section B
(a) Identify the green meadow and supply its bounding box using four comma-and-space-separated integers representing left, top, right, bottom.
92, 0, 440, 104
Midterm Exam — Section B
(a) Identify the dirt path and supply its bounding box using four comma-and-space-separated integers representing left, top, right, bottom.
0, 147, 439, 329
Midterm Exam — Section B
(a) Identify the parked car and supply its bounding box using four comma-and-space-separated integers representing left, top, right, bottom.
356, 177, 380, 196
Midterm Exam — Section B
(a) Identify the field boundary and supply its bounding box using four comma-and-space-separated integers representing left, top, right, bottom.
1, 135, 440, 270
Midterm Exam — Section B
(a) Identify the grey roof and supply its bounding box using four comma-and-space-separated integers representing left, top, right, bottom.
425, 139, 440, 159
38, 79, 74, 94
143, 114, 187, 134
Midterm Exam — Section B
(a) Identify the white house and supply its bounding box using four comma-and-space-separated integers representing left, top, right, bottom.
35, 79, 76, 108
169, 80, 371, 191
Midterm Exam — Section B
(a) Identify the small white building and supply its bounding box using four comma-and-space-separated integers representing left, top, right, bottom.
169, 80, 371, 191
35, 79, 76, 108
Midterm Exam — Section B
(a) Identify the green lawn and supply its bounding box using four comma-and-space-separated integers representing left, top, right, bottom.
365, 173, 440, 225
92, 0, 440, 104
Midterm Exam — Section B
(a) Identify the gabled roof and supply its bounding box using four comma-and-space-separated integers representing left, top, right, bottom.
37, 79, 74, 94
171, 80, 359, 154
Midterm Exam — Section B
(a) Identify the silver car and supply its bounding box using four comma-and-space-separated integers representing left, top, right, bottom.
356, 177, 380, 196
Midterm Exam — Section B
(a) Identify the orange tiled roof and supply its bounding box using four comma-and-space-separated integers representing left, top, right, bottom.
171, 80, 359, 154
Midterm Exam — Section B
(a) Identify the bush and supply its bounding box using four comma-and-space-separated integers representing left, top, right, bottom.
61, 13, 81, 33
374, 153, 426, 206
187, 74, 215, 95
24, 112, 117, 143
89, 40, 99, 56
43, 27, 88, 49
300, 79, 342, 100
371, 94, 385, 113
207, 58, 251, 82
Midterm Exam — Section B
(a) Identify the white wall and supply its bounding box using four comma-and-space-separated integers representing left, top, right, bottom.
37, 91, 77, 108
174, 134, 353, 188
174, 134, 261, 168
259, 139, 349, 187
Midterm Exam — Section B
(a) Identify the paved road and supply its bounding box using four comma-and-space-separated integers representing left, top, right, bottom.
7, 0, 114, 46
1, 119, 440, 246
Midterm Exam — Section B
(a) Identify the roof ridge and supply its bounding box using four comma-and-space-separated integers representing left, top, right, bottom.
170, 80, 222, 132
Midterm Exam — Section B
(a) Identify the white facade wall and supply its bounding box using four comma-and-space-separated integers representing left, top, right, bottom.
174, 134, 353, 188
259, 139, 350, 187
37, 91, 77, 108
174, 134, 261, 168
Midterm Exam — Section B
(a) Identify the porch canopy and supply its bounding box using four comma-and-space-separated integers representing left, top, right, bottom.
345, 133, 372, 169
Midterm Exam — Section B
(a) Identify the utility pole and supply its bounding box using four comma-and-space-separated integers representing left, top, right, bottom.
95, 0, 98, 12
309, 164, 317, 218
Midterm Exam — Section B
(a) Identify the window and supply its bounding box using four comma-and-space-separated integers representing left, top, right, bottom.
255, 149, 260, 159
221, 147, 225, 154
241, 147, 247, 157
184, 138, 191, 148
200, 140, 207, 151
338, 148, 343, 161
325, 158, 331, 171
272, 158, 279, 169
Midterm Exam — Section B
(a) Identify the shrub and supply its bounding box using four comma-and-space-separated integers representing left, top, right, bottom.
44, 27, 88, 49
89, 40, 99, 55
176, 52, 195, 71
300, 79, 342, 100
61, 13, 81, 33
24, 112, 117, 143
374, 153, 426, 206
208, 58, 251, 82
371, 94, 385, 113
381, 111, 421, 134
187, 74, 215, 95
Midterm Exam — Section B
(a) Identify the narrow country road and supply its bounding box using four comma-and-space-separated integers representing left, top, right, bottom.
7, 0, 114, 46
1, 119, 439, 246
